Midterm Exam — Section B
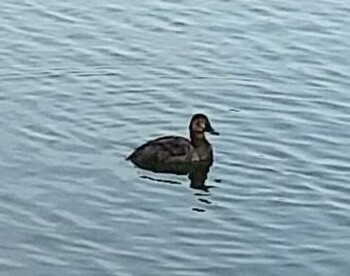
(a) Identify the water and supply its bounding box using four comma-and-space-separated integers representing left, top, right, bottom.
1, 0, 350, 275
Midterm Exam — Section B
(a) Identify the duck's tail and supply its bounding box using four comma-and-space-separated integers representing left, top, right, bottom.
125, 152, 134, 161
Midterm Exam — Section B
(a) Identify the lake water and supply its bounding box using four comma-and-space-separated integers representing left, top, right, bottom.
1, 0, 350, 275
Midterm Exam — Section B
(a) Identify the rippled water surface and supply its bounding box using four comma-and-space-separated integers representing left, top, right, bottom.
1, 0, 350, 275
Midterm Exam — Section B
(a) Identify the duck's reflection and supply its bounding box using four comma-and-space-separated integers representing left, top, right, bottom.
135, 160, 213, 192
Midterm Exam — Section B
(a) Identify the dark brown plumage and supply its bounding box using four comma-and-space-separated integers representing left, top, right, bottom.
127, 114, 219, 168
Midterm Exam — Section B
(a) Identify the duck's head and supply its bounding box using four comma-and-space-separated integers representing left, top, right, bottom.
189, 114, 219, 137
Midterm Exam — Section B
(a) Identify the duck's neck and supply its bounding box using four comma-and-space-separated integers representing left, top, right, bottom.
190, 132, 207, 148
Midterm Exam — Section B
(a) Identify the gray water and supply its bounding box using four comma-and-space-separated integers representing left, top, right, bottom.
1, 0, 350, 275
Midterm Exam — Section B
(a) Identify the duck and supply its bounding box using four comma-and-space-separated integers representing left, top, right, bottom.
126, 114, 219, 168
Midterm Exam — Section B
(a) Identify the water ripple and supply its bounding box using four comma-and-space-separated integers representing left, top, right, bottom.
1, 0, 350, 275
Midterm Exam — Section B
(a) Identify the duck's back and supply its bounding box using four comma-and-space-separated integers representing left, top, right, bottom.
127, 136, 195, 167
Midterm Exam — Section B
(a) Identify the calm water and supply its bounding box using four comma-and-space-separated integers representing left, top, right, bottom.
1, 0, 350, 275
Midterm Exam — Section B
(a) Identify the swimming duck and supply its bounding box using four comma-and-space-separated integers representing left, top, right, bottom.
127, 114, 219, 168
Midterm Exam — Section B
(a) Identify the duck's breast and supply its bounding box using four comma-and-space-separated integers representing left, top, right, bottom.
195, 142, 213, 161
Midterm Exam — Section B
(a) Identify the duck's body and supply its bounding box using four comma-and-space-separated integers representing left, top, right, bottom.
127, 114, 218, 168
127, 135, 212, 165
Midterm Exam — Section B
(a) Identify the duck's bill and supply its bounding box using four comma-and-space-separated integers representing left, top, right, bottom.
208, 129, 220, 135
205, 124, 219, 135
